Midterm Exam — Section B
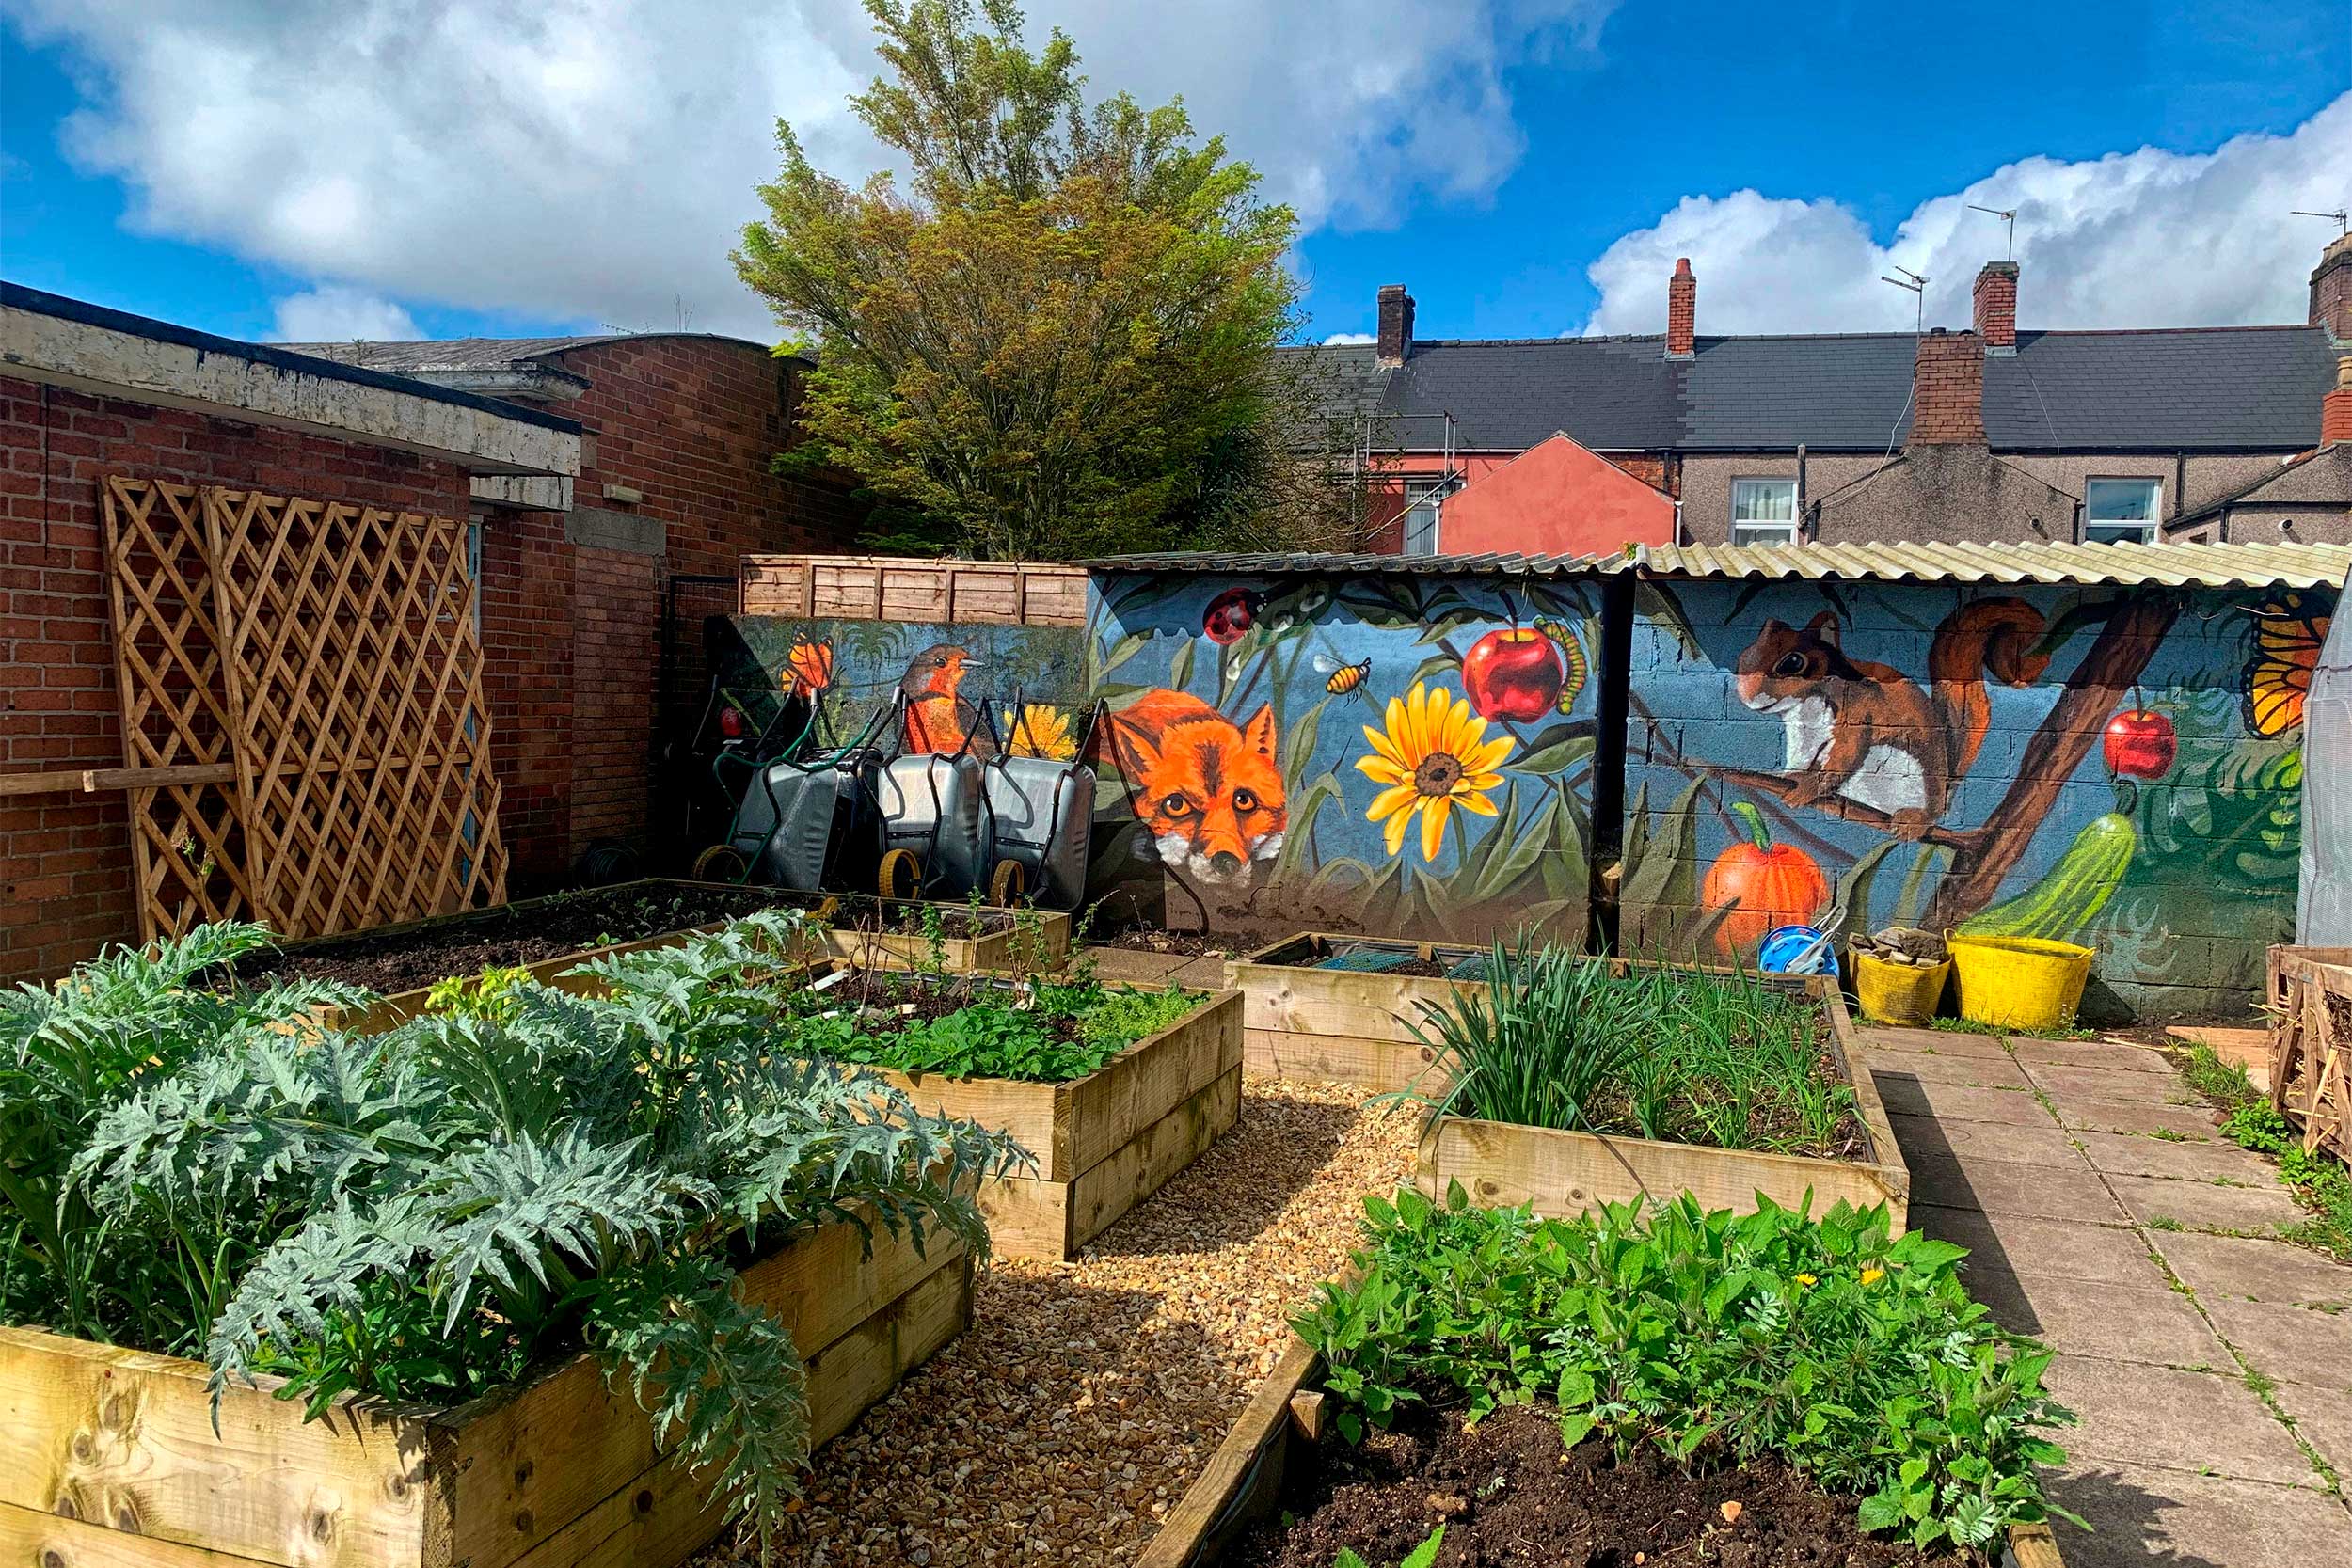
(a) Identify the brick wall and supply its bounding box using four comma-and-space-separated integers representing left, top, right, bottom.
501, 337, 866, 872
0, 373, 473, 978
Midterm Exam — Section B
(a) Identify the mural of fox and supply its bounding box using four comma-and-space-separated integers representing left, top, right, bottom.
1105, 690, 1286, 887
1735, 597, 2049, 834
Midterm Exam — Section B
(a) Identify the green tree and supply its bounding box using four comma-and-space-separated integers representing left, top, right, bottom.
734, 0, 1301, 561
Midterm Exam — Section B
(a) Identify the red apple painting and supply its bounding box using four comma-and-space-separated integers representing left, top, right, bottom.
2103, 708, 2177, 781
1461, 626, 1565, 721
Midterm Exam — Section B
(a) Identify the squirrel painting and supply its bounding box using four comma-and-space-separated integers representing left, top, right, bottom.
1734, 598, 2049, 836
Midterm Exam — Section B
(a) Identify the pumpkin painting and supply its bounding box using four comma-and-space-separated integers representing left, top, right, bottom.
1702, 801, 1830, 956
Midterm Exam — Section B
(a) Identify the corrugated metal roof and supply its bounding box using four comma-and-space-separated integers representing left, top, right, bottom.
1090, 540, 2352, 589
1085, 549, 1617, 578
1629, 539, 2352, 588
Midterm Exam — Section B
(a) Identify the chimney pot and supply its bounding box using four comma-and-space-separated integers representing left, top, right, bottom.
2313, 233, 2352, 345
1376, 284, 1415, 368
1665, 258, 1696, 359
1973, 261, 2020, 355
1909, 329, 1986, 447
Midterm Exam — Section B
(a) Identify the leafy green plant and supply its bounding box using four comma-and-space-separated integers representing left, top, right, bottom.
819, 973, 1199, 1084
21, 914, 1023, 1560
0, 923, 363, 1346
1334, 1526, 1445, 1568
1296, 1185, 2080, 1554
425, 964, 534, 1023
2203, 1078, 2352, 1262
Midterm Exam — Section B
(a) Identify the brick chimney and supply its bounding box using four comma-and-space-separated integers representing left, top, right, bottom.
1376, 284, 1415, 368
2324, 355, 2352, 447
1973, 261, 2019, 355
1909, 328, 1986, 446
2313, 232, 2352, 344
1665, 258, 1696, 359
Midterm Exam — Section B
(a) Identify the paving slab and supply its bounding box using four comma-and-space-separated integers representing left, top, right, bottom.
2041, 1356, 2323, 1486
1852, 1024, 2017, 1060
2270, 1380, 2352, 1482
2043, 1463, 2352, 1568
1887, 1111, 2085, 1167
1868, 1075, 2050, 1124
1913, 1203, 2166, 1287
2200, 1295, 2352, 1389
2106, 1171, 2309, 1236
2047, 1094, 2221, 1139
2010, 1037, 2176, 1075
2074, 1128, 2295, 1184
1867, 1049, 2036, 1088
1966, 1271, 2227, 1367
1905, 1153, 2123, 1223
2027, 1062, 2197, 1103
2152, 1228, 2352, 1307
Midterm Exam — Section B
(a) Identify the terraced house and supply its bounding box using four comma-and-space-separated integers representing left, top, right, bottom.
1320, 231, 2352, 557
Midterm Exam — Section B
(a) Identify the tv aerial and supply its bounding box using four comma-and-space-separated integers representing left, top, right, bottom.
1879, 264, 1928, 332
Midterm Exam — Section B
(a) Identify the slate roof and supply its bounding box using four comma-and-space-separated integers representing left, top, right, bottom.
1282, 324, 2341, 455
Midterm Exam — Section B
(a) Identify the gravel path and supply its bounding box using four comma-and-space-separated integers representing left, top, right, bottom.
698, 1078, 1421, 1567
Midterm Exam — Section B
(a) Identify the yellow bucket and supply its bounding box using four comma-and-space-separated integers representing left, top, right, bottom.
1850, 949, 1950, 1027
1947, 933, 2093, 1031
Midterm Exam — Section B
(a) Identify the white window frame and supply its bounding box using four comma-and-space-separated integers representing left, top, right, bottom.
2084, 477, 2162, 545
1729, 477, 1800, 546
1400, 482, 1443, 557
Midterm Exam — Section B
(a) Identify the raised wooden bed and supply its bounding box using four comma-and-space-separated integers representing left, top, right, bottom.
2265, 945, 2351, 1162
1224, 933, 1485, 1092
0, 1212, 970, 1568
1138, 1330, 2062, 1568
1416, 981, 1913, 1234
287, 879, 1063, 1036
869, 983, 1244, 1259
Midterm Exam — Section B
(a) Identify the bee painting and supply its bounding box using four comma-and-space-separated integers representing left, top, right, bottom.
1313, 652, 1374, 697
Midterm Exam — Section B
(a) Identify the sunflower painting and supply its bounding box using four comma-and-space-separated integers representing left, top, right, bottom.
1357, 683, 1514, 861
1008, 703, 1078, 761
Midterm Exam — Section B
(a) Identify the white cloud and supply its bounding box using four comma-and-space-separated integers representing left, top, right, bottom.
267, 284, 419, 342
12, 0, 1614, 340
1580, 93, 2352, 336
1322, 331, 1377, 345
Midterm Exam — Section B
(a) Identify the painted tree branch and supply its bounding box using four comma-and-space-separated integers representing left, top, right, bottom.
1924, 594, 2182, 927
1698, 768, 1983, 853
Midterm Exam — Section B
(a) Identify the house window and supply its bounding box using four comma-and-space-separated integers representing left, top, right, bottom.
2085, 478, 2161, 544
1401, 483, 1442, 557
1730, 478, 1799, 546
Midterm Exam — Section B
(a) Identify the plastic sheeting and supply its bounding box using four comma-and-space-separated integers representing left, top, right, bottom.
2298, 569, 2352, 943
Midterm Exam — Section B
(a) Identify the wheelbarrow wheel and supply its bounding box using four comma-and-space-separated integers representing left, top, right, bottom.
987, 858, 1026, 907
691, 845, 749, 883
877, 848, 921, 900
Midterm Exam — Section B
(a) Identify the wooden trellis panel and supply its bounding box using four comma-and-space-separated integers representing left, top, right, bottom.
206, 488, 505, 939
98, 477, 505, 943
100, 478, 256, 937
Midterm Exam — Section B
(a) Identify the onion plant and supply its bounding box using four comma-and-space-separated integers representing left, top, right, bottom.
1406, 940, 1645, 1132
8, 913, 1025, 1559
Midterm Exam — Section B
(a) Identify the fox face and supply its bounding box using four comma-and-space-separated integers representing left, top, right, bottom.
1107, 691, 1286, 887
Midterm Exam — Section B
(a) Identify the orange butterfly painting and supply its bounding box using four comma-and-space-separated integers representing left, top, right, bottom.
2243, 594, 2328, 737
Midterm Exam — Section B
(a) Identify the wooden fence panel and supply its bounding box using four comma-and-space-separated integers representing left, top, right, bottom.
738, 555, 1089, 628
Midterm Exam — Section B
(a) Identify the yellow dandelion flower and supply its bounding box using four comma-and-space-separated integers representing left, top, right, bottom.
1008, 704, 1077, 761
1861, 1267, 1885, 1286
1794, 1273, 1818, 1287
1355, 682, 1513, 863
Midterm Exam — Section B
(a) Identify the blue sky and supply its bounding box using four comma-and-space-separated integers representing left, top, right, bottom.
3, 1, 2347, 347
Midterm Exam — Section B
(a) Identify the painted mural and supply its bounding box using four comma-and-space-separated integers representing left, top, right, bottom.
1622, 579, 2331, 1018
707, 615, 1092, 761
1083, 572, 1599, 943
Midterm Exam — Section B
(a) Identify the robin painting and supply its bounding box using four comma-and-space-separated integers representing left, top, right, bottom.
899, 644, 993, 757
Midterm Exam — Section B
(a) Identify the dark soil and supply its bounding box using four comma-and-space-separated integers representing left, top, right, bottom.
1237, 1400, 1978, 1568
1099, 927, 1236, 958
1264, 941, 1483, 979
236, 883, 816, 994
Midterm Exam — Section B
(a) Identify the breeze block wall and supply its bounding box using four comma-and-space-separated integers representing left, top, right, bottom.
1083, 567, 1601, 949
0, 373, 474, 980
1621, 575, 2328, 1021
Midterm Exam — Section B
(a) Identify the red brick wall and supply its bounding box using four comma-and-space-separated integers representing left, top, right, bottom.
0, 373, 472, 979
517, 337, 866, 866
1910, 329, 1987, 445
